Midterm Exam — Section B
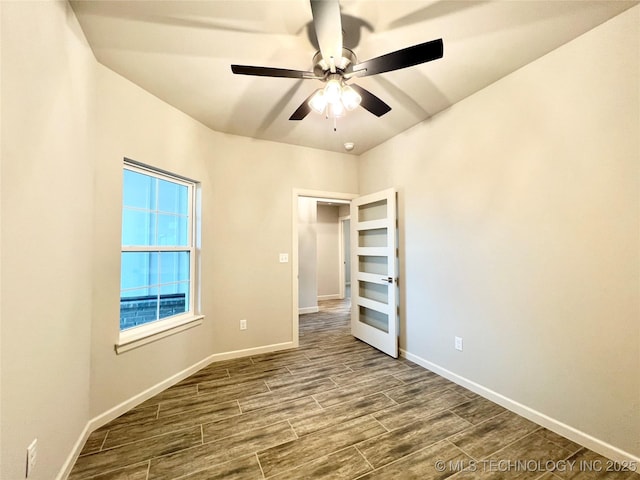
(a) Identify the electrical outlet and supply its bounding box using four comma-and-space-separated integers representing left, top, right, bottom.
240, 319, 247, 330
455, 336, 463, 351
26, 438, 37, 478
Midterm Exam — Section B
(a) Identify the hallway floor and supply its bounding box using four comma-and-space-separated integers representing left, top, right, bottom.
70, 299, 639, 479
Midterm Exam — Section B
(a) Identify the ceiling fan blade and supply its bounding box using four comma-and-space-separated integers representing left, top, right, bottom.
289, 91, 316, 120
352, 39, 443, 77
350, 84, 391, 117
310, 0, 343, 69
231, 64, 318, 79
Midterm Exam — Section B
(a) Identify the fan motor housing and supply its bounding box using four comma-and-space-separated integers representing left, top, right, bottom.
312, 48, 357, 78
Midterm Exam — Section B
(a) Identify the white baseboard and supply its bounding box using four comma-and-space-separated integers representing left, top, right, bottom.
400, 348, 640, 466
318, 294, 341, 301
56, 423, 93, 480
299, 306, 319, 314
57, 341, 295, 480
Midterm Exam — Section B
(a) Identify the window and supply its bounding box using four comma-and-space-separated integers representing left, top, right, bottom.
119, 161, 200, 349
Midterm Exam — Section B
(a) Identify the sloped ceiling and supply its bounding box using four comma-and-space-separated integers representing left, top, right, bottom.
71, 0, 637, 154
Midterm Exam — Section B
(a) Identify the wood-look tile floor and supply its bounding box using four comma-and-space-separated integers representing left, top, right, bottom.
70, 299, 639, 480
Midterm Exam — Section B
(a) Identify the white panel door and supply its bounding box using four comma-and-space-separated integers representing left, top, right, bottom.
350, 188, 398, 358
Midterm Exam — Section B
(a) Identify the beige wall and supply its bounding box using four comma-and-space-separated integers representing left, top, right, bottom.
1, 1, 358, 477
359, 6, 639, 459
1, 2, 95, 479
0, 0, 4, 469
317, 204, 340, 297
298, 202, 342, 308
297, 197, 318, 311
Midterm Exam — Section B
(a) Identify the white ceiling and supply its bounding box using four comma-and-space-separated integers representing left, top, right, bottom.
70, 0, 636, 155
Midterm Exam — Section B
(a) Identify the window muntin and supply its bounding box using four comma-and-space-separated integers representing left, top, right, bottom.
120, 164, 195, 332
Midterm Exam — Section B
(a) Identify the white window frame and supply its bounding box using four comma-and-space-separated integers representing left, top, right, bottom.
116, 160, 203, 354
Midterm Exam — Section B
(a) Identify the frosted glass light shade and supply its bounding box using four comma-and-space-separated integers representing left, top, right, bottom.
341, 85, 362, 111
308, 89, 327, 114
328, 100, 345, 118
324, 79, 342, 104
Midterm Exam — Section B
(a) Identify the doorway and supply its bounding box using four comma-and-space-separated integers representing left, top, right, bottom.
339, 216, 351, 300
292, 188, 399, 357
292, 189, 357, 347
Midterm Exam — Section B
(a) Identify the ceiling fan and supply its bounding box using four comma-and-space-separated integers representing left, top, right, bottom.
230, 0, 443, 122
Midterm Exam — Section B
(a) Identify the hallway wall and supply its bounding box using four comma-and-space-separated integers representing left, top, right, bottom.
298, 197, 319, 312
317, 204, 341, 299
298, 202, 342, 311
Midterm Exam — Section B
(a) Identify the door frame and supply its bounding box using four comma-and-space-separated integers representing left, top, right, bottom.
292, 189, 358, 347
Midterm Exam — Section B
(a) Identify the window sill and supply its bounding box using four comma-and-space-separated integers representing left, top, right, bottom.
115, 314, 204, 354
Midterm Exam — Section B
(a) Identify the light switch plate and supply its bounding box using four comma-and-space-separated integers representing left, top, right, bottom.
279, 253, 289, 263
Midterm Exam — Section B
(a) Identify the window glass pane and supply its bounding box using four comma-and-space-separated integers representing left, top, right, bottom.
121, 287, 154, 299
121, 165, 195, 332
122, 209, 156, 246
157, 214, 188, 246
120, 252, 159, 290
177, 216, 189, 245
358, 280, 388, 304
158, 179, 188, 215
158, 282, 189, 320
358, 199, 386, 222
123, 169, 156, 210
159, 252, 190, 284
158, 281, 188, 296
358, 255, 387, 275
120, 287, 159, 331
358, 228, 387, 247
358, 305, 389, 333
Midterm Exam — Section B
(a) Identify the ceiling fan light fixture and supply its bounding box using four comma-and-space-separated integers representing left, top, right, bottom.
341, 85, 362, 111
324, 78, 342, 104
308, 89, 327, 114
230, 1, 445, 126
328, 100, 345, 118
